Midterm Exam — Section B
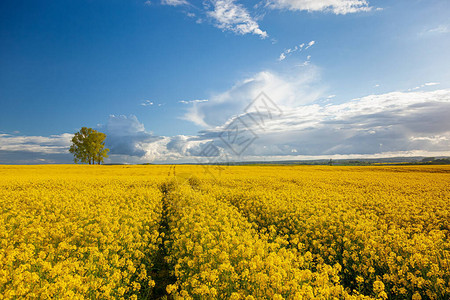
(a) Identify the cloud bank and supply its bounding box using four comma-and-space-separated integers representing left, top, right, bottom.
2, 85, 449, 164
0, 133, 72, 154
0, 133, 74, 164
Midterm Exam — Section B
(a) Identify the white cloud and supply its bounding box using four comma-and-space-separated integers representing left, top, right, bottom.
410, 135, 449, 143
99, 115, 161, 157
268, 0, 373, 15
299, 55, 312, 66
144, 0, 152, 6
141, 100, 165, 107
96, 115, 210, 161
2, 85, 449, 164
177, 65, 450, 159
159, 0, 376, 38
298, 60, 310, 66
408, 82, 440, 91
304, 40, 315, 49
158, 0, 267, 38
278, 40, 315, 61
179, 99, 209, 104
191, 89, 450, 158
206, 0, 268, 38
161, 0, 188, 6
0, 133, 72, 154
182, 67, 323, 127
426, 25, 449, 35
141, 100, 154, 106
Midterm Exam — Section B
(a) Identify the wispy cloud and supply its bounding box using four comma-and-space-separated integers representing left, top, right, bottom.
278, 40, 315, 61
206, 0, 268, 38
426, 25, 449, 35
267, 0, 373, 15
141, 100, 154, 106
419, 25, 449, 38
157, 0, 376, 39
305, 40, 315, 49
141, 100, 164, 107
407, 82, 440, 91
160, 0, 188, 6
179, 99, 209, 104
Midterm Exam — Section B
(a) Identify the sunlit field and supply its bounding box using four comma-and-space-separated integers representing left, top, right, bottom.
0, 165, 449, 299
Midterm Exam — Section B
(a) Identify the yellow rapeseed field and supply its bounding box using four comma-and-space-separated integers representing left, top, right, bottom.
0, 165, 167, 299
0, 165, 449, 299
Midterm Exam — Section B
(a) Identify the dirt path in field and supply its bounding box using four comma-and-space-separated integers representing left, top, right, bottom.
148, 171, 177, 300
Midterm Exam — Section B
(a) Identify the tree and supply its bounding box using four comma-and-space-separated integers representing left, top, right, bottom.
69, 127, 110, 165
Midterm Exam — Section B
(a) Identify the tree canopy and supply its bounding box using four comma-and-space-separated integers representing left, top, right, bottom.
69, 127, 110, 165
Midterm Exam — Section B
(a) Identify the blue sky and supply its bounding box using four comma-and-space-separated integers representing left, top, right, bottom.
0, 0, 449, 163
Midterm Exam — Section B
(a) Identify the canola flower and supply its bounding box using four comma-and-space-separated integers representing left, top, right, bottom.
0, 164, 448, 299
196, 165, 450, 299
163, 181, 374, 299
0, 165, 166, 299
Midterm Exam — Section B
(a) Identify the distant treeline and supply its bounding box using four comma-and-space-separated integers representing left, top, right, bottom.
415, 157, 450, 165
334, 158, 450, 166
195, 157, 450, 166
133, 157, 450, 166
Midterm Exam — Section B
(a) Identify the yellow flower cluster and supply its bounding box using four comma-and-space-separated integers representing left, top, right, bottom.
0, 165, 165, 299
163, 182, 373, 299
195, 165, 450, 299
1, 164, 448, 299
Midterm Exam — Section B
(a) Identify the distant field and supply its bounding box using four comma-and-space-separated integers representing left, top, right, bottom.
0, 165, 449, 299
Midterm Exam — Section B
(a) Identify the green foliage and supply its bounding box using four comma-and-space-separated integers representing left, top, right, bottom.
69, 127, 110, 165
